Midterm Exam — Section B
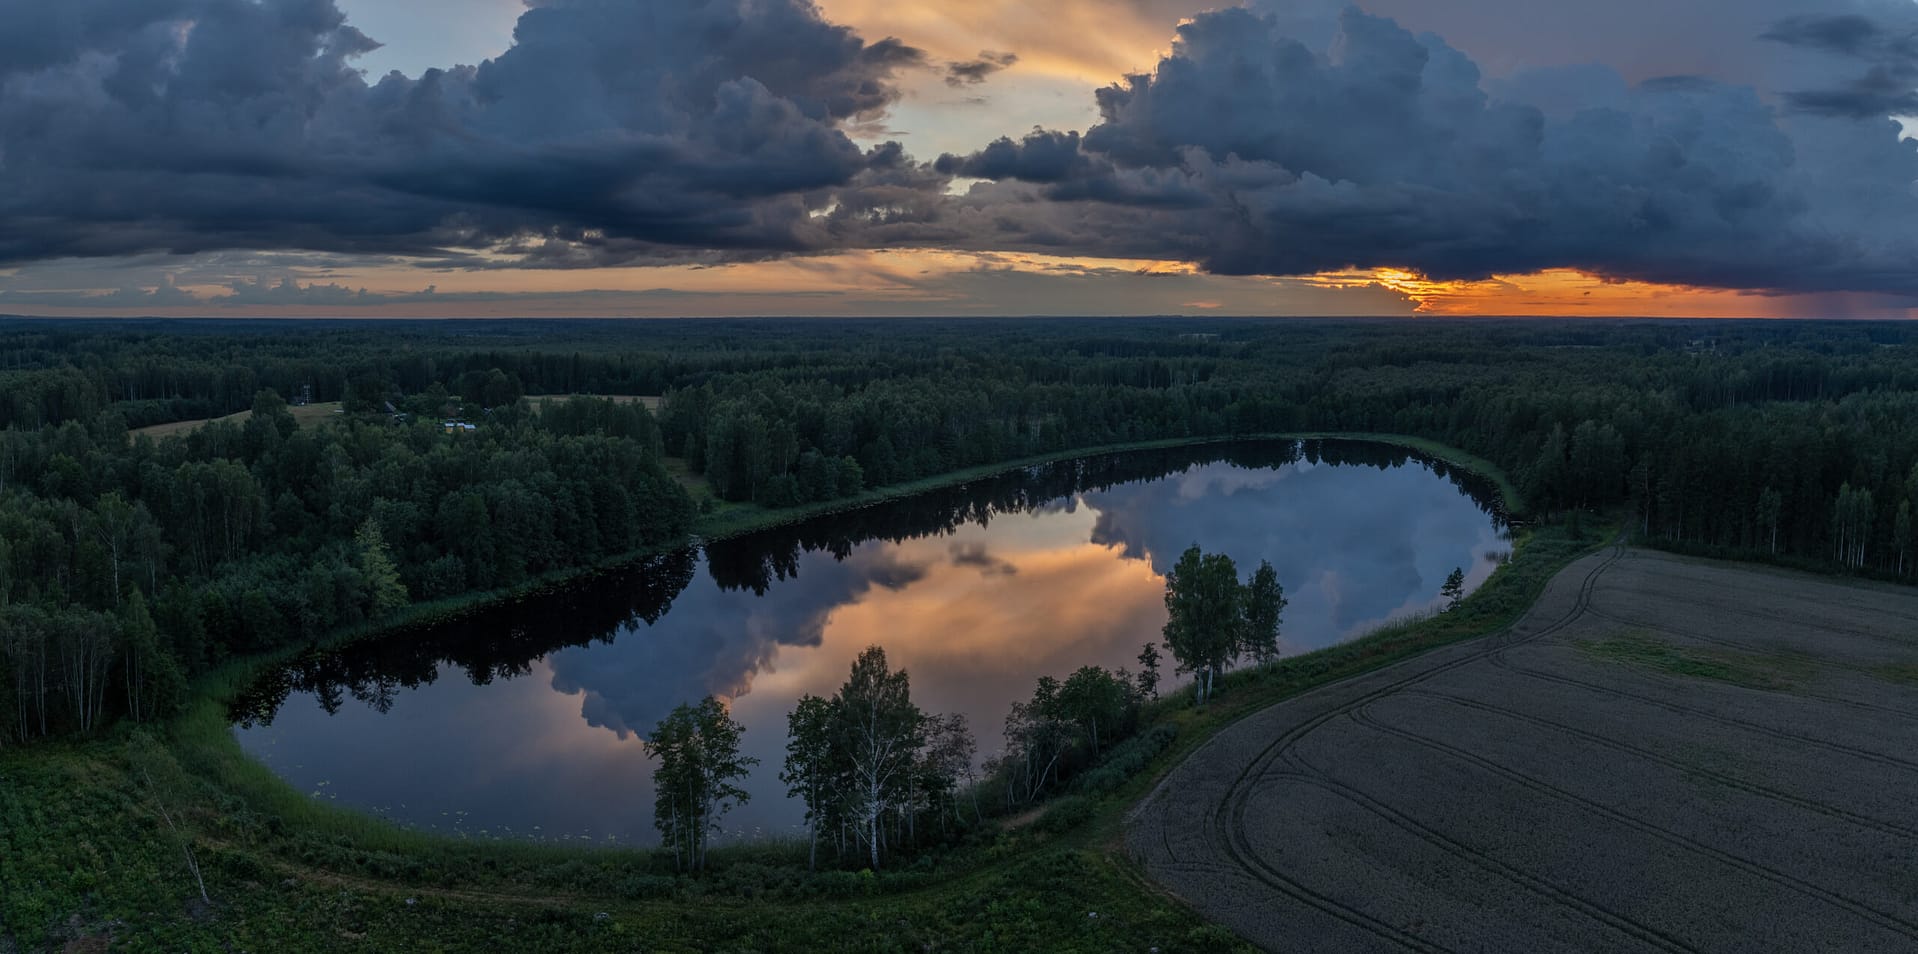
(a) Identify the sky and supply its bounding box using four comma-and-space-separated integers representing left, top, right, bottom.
2, 0, 1917, 318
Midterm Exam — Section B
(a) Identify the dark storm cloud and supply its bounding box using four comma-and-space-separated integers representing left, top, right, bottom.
0, 0, 921, 266
1765, 14, 1889, 55
1764, 13, 1918, 118
7, 0, 1918, 300
546, 550, 928, 740
945, 51, 1018, 87
916, 1, 1918, 296
934, 130, 1100, 182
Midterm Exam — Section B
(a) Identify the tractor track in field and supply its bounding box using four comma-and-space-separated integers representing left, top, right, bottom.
1393, 688, 1918, 841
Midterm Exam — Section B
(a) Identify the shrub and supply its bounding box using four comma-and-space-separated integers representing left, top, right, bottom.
810, 870, 866, 898
1036, 796, 1096, 834
1072, 722, 1177, 795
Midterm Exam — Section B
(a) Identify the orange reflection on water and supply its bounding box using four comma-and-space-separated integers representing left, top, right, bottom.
731, 507, 1168, 743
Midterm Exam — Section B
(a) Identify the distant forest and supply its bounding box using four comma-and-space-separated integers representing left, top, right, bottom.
4, 316, 1917, 744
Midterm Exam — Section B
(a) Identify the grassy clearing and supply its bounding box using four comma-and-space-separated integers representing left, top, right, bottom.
1578, 630, 1809, 691
662, 456, 718, 502
1, 435, 1559, 952
130, 401, 343, 439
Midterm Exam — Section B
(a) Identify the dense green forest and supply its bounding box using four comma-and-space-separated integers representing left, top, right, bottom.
5, 315, 1918, 747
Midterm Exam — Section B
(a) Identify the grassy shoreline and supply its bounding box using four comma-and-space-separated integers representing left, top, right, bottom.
3, 432, 1553, 952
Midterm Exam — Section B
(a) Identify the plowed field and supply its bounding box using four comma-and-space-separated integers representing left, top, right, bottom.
1130, 547, 1918, 952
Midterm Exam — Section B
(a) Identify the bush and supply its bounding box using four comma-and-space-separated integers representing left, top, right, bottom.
418, 555, 467, 600
810, 870, 867, 898
1036, 796, 1096, 834
1072, 722, 1177, 795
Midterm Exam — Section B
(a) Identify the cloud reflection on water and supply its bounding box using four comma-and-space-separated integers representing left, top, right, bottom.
547, 550, 932, 739
233, 442, 1505, 843
1086, 458, 1502, 645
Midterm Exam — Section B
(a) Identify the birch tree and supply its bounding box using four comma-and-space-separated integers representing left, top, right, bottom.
833, 646, 924, 870
1833, 484, 1873, 570
645, 696, 756, 873
119, 591, 184, 724
1002, 686, 1071, 804
1056, 666, 1130, 757
1243, 560, 1287, 664
356, 518, 409, 618
1757, 488, 1783, 555
1162, 545, 1243, 704
92, 492, 137, 607
1, 606, 50, 743
57, 611, 114, 735
781, 693, 837, 871
1897, 500, 1912, 577
920, 713, 978, 827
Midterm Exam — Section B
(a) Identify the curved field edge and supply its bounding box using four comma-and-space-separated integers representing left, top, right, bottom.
0, 434, 1547, 952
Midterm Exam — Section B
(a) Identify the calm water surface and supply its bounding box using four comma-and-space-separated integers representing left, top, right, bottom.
232, 441, 1507, 844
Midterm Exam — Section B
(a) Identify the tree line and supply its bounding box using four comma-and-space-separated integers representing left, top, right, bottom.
1, 387, 693, 745
13, 317, 1918, 745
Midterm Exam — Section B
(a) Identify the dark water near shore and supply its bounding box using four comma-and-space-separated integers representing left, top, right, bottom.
231, 440, 1507, 844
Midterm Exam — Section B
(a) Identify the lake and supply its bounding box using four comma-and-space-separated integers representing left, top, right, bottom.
231, 440, 1508, 844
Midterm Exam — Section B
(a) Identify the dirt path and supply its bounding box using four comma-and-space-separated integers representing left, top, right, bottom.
1128, 547, 1918, 952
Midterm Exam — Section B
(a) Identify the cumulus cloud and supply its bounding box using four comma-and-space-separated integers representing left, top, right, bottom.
1764, 12, 1918, 118
925, 1, 1918, 296
0, 0, 922, 266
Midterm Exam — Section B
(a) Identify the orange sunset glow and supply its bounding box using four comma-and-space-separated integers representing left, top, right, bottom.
1305, 268, 1869, 319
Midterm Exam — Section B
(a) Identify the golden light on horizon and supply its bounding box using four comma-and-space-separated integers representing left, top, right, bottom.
13, 249, 1901, 320
1303, 267, 1827, 319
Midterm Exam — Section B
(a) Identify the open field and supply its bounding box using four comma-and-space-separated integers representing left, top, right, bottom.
130, 401, 342, 438
1131, 546, 1918, 952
